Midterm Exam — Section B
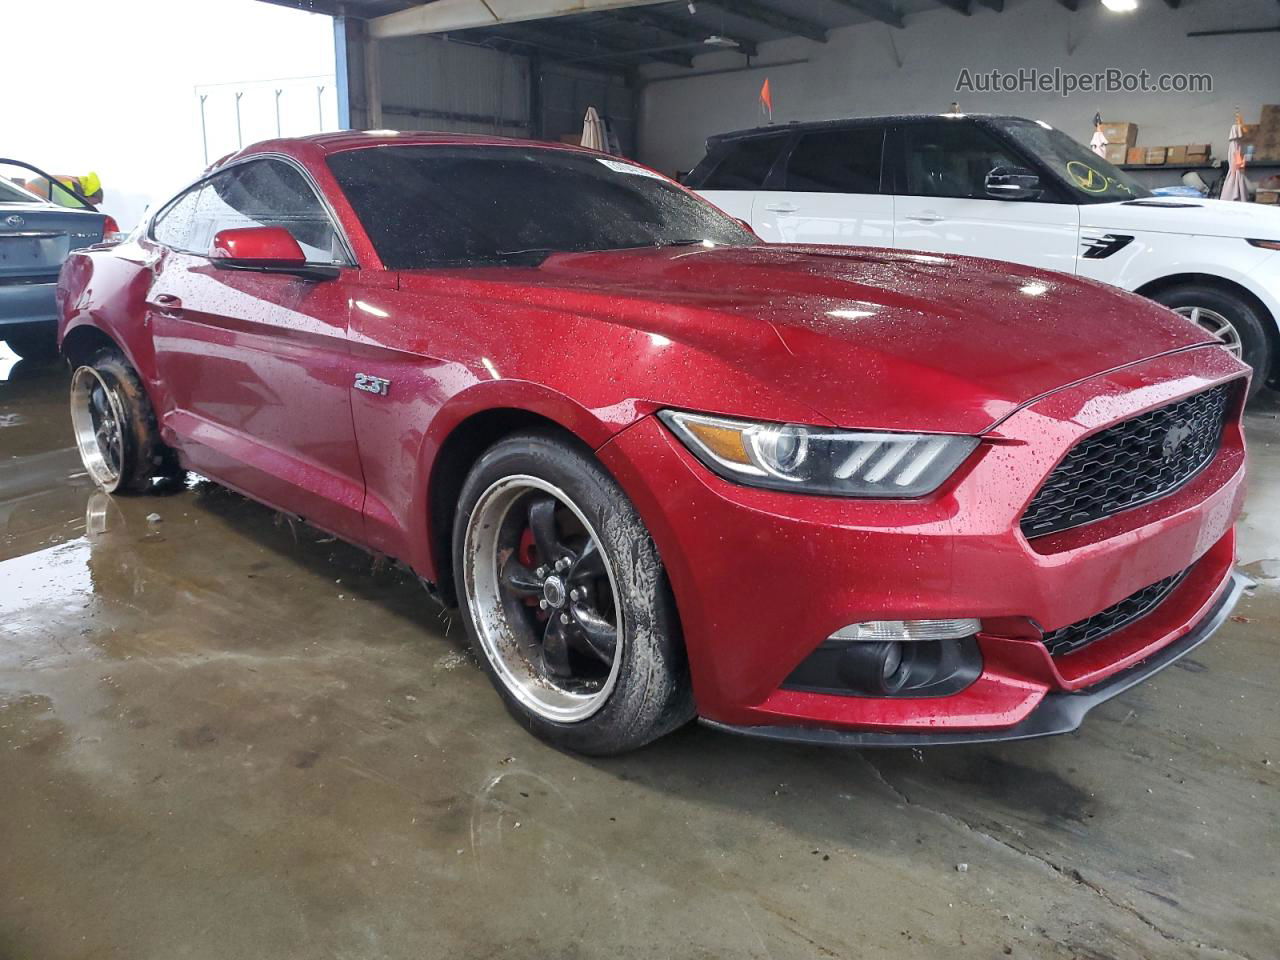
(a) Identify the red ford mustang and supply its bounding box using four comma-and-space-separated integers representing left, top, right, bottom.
57, 132, 1248, 754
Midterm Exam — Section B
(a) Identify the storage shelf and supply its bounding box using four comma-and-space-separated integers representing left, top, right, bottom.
1119, 161, 1280, 171
1119, 162, 1218, 171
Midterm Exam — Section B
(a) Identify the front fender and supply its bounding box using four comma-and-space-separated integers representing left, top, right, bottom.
401, 378, 637, 580
1081, 232, 1280, 330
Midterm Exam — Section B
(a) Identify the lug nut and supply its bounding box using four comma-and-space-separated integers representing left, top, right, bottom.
557, 558, 571, 571
559, 613, 570, 624
570, 588, 582, 601
539, 599, 548, 609
536, 566, 547, 578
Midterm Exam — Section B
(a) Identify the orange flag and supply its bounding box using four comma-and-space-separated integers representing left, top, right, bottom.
759, 77, 773, 120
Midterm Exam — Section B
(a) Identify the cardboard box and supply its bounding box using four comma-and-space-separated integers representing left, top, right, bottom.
1185, 143, 1211, 161
1100, 122, 1138, 148
1145, 147, 1168, 165
1127, 147, 1146, 165
1243, 129, 1280, 162
1103, 143, 1127, 164
1255, 189, 1279, 205
1166, 145, 1188, 164
1260, 104, 1280, 131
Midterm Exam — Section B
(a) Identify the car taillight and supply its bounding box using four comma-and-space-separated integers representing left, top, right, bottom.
101, 215, 125, 243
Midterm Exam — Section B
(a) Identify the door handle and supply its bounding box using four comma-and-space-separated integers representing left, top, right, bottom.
152, 293, 183, 316
764, 203, 798, 213
905, 212, 944, 223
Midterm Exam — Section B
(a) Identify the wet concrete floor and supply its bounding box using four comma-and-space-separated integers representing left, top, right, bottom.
1, 351, 1277, 959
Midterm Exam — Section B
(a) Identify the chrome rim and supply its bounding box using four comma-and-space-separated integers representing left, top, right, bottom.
1175, 305, 1244, 360
463, 475, 623, 723
70, 366, 125, 491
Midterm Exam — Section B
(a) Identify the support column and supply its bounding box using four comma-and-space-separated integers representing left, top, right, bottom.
332, 16, 384, 130
364, 31, 384, 129
528, 51, 544, 140
333, 15, 354, 129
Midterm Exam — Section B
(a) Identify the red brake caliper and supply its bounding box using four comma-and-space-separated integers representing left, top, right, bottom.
518, 527, 543, 614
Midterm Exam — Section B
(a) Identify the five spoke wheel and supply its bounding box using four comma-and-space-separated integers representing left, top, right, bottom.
463, 475, 623, 723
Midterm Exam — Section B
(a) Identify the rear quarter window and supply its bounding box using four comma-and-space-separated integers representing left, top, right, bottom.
697, 136, 789, 191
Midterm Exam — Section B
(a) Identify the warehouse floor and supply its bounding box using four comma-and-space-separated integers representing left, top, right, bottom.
1, 358, 1277, 960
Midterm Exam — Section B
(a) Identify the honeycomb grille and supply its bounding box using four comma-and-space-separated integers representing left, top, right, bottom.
1041, 569, 1188, 657
1021, 385, 1231, 539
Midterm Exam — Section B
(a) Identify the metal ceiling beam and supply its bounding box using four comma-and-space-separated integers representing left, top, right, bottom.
701, 0, 829, 43
457, 34, 631, 75
607, 8, 760, 56
975, 0, 1003, 9
827, 0, 905, 29
370, 0, 670, 40
933, 0, 971, 13
1056, 0, 1081, 10
1163, 0, 1181, 6
490, 21, 697, 67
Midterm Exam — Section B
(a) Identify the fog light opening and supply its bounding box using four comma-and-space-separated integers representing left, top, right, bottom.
783, 619, 984, 698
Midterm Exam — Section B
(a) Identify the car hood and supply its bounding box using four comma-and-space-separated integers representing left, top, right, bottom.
1081, 197, 1280, 239
407, 244, 1218, 434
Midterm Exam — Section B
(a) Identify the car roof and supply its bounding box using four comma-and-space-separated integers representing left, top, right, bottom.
706, 113, 1029, 144
220, 130, 603, 168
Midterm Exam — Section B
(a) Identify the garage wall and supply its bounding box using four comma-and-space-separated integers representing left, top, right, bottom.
637, 0, 1280, 178
542, 65, 637, 155
378, 35, 532, 136
338, 27, 637, 154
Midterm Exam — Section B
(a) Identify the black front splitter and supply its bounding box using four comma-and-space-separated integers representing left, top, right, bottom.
700, 571, 1250, 749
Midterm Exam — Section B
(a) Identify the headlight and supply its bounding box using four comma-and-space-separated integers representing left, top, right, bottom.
658, 410, 978, 497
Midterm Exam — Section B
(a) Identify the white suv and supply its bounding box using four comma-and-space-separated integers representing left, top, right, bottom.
687, 114, 1280, 398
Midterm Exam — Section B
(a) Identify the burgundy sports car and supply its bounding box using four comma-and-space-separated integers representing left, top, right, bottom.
57, 132, 1249, 754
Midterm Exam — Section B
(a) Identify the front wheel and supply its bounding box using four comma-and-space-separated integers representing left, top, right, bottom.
452, 431, 694, 755
1152, 284, 1271, 400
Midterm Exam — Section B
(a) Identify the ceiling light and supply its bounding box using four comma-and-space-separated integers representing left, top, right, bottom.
1100, 0, 1139, 11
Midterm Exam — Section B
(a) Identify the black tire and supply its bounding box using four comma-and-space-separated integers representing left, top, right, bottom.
452, 431, 694, 755
1151, 284, 1271, 400
71, 348, 181, 494
4, 326, 59, 363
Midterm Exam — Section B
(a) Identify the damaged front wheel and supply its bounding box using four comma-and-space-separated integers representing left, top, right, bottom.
453, 431, 694, 754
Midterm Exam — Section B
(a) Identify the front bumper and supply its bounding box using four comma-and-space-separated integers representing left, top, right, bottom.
0, 278, 58, 328
703, 570, 1248, 746
597, 346, 1248, 740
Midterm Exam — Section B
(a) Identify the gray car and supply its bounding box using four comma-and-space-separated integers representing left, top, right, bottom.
1, 163, 112, 361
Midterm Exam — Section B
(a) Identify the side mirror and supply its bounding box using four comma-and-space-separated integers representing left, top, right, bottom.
985, 166, 1042, 201
210, 226, 339, 280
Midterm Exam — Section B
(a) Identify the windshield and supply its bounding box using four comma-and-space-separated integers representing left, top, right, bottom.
991, 118, 1152, 203
0, 176, 40, 204
327, 145, 755, 269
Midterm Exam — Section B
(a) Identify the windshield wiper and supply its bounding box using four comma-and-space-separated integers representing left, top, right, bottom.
491, 247, 559, 265
653, 238, 711, 248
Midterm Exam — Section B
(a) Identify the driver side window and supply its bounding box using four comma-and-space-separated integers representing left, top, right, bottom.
190, 159, 348, 264
903, 123, 1026, 200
